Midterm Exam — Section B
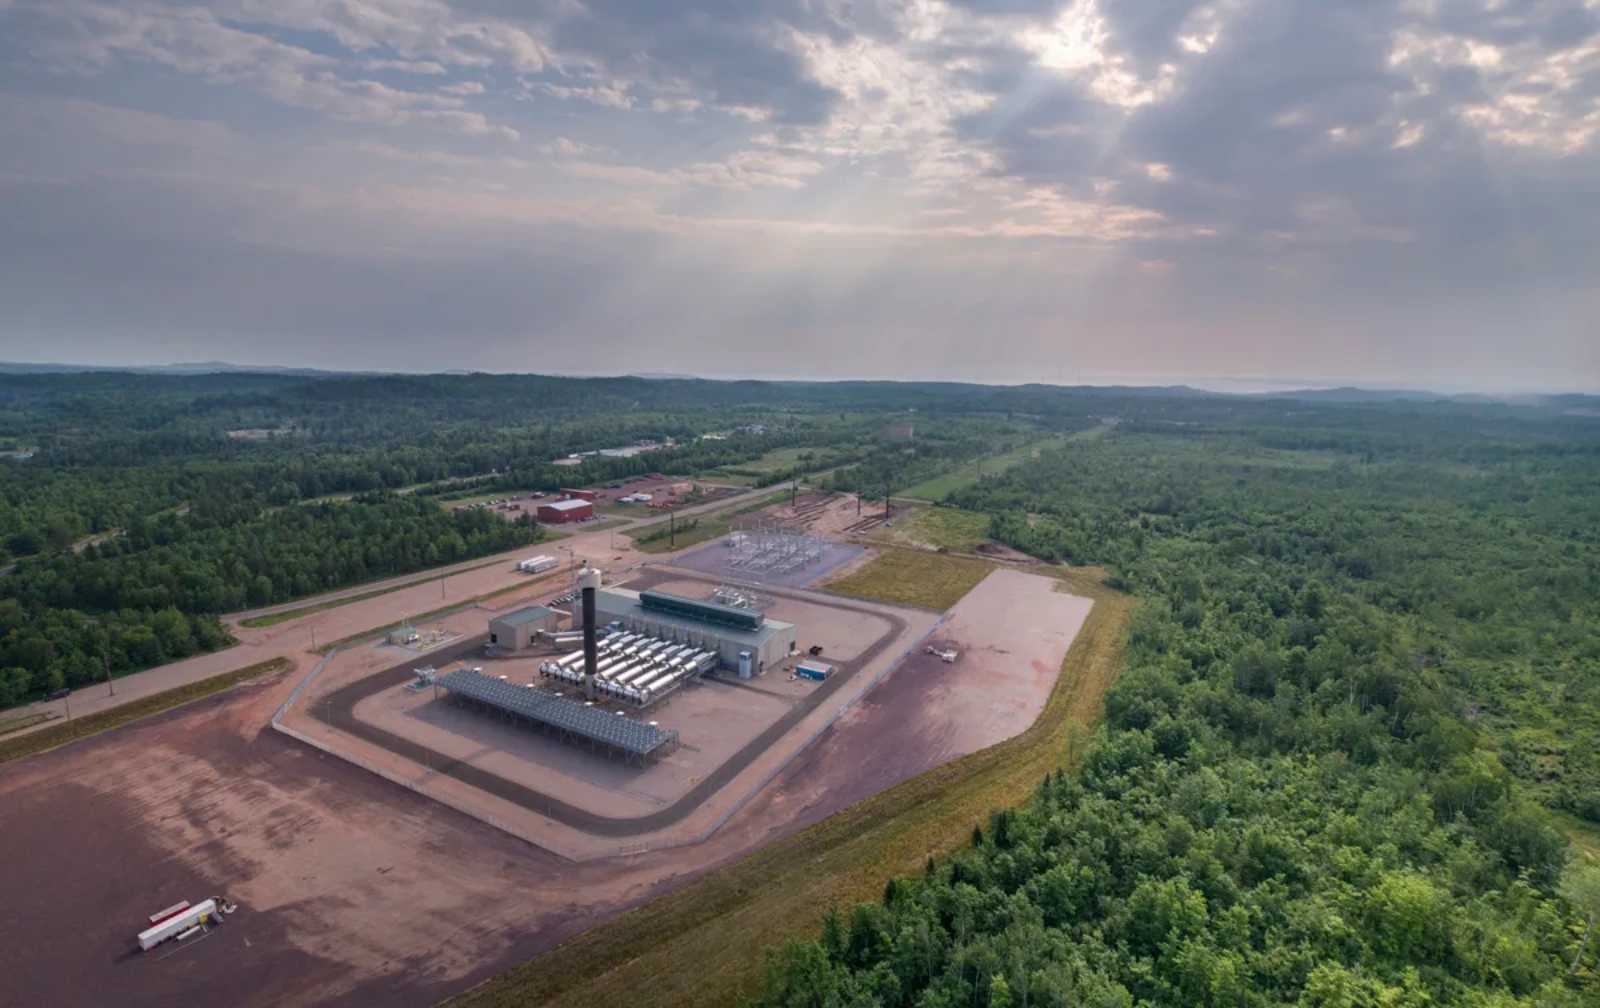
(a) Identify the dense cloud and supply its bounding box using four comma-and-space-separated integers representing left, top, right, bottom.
0, 0, 1595, 388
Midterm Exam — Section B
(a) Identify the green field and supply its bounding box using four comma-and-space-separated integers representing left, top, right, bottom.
442, 571, 1129, 1008
701, 445, 853, 485
630, 516, 731, 554
897, 472, 975, 501
901, 423, 1117, 502
822, 546, 994, 610
865, 505, 991, 553
0, 657, 291, 766
900, 433, 1090, 501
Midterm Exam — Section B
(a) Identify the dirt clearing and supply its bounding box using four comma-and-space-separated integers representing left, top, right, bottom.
748, 492, 889, 539
819, 567, 1094, 799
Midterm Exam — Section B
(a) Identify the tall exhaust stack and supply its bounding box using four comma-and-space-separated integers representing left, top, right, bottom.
579, 567, 601, 701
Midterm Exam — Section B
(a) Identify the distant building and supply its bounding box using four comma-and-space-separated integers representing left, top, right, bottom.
488, 605, 559, 651
733, 424, 767, 435
537, 499, 594, 523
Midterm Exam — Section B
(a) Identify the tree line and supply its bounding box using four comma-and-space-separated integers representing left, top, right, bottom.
0, 495, 538, 706
759, 412, 1600, 1006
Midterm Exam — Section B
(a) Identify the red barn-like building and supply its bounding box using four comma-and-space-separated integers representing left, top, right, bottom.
537, 499, 594, 523
558, 487, 597, 501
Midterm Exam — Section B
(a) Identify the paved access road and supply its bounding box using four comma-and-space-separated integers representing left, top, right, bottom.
9, 484, 779, 738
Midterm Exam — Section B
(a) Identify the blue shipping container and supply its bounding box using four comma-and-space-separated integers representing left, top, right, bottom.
796, 661, 833, 681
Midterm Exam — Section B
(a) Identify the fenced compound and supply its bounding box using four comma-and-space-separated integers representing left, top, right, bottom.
724, 523, 826, 578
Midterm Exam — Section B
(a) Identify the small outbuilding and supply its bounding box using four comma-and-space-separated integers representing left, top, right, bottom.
489, 605, 559, 651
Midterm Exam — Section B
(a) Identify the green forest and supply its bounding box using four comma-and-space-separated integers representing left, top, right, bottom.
757, 408, 1600, 1005
4, 370, 1600, 1006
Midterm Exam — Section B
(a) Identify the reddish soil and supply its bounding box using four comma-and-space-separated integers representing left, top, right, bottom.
749, 493, 885, 538
771, 569, 1093, 815
0, 546, 1076, 1008
0, 578, 934, 1007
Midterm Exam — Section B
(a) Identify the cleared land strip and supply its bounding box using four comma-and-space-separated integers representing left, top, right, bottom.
238, 560, 506, 627
0, 657, 290, 766
441, 569, 1131, 1008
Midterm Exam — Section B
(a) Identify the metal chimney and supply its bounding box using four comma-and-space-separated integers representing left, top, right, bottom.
579, 567, 601, 701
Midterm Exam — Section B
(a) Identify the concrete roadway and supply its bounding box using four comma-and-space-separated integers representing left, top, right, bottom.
10, 484, 780, 738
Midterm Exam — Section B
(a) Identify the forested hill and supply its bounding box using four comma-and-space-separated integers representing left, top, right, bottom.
758, 415, 1600, 1006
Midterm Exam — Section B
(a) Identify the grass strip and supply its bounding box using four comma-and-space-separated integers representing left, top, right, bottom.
442, 568, 1129, 1008
821, 546, 995, 611
0, 657, 291, 766
239, 560, 505, 628
0, 712, 54, 737
313, 575, 566, 654
862, 506, 991, 553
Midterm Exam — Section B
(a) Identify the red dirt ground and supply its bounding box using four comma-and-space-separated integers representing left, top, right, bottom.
0, 568, 1078, 1008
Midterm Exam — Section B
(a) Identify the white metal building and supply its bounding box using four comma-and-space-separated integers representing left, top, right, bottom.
594, 588, 797, 674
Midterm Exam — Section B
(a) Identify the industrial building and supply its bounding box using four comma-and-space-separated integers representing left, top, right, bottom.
558, 487, 597, 500
437, 668, 679, 764
488, 605, 560, 651
594, 587, 797, 675
538, 498, 594, 523
538, 629, 719, 705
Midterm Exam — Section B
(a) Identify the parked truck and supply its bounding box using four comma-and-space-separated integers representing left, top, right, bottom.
137, 899, 220, 952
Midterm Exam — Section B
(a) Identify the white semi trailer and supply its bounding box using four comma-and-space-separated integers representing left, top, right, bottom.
138, 899, 220, 952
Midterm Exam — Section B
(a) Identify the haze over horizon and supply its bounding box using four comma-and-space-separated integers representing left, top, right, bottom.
1, 0, 1596, 392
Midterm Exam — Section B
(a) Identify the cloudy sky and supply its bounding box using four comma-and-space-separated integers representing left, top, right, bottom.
1, 0, 1596, 390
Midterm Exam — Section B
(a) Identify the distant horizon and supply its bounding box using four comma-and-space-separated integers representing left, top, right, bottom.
3, 1, 1595, 396
2, 357, 1596, 398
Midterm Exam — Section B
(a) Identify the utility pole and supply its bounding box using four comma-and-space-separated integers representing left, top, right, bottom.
103, 653, 114, 696
670, 509, 676, 549
311, 625, 317, 651
63, 693, 72, 723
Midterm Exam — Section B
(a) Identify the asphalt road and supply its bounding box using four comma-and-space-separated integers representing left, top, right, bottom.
9, 483, 782, 738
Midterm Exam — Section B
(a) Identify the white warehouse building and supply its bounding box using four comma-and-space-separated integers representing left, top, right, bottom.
594, 587, 797, 675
